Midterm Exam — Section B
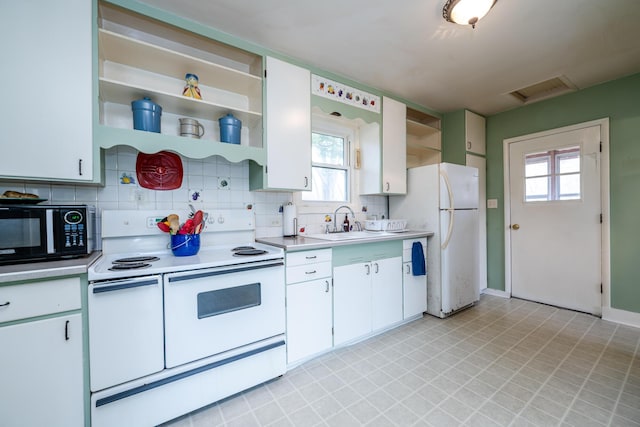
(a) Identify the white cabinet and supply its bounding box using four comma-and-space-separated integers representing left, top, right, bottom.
251, 57, 311, 191
360, 97, 407, 195
465, 110, 486, 155
333, 256, 402, 346
285, 249, 332, 364
333, 262, 373, 346
402, 238, 428, 319
96, 1, 265, 164
371, 257, 404, 330
0, 0, 93, 181
466, 154, 487, 291
0, 278, 84, 427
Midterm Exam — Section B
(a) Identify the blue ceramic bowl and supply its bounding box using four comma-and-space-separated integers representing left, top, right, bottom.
170, 234, 200, 256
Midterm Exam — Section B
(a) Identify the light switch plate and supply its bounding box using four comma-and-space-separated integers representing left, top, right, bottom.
487, 199, 498, 209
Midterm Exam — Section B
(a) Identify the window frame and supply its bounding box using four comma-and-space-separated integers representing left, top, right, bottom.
294, 111, 357, 210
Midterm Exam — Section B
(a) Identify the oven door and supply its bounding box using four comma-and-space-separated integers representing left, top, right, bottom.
88, 275, 165, 391
163, 259, 285, 368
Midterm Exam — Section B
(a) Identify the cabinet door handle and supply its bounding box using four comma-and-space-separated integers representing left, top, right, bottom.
0, 301, 10, 307
385, 182, 390, 191
65, 320, 70, 341
467, 141, 472, 150
374, 262, 379, 274
405, 264, 410, 274
365, 264, 370, 275
325, 280, 330, 293
78, 159, 83, 176
304, 176, 309, 188
305, 270, 317, 275
305, 255, 317, 260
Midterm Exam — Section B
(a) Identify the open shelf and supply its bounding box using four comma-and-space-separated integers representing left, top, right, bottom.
96, 1, 265, 163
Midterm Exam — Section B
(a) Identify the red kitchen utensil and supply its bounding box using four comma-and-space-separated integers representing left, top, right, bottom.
136, 151, 183, 190
192, 210, 204, 234
156, 218, 170, 232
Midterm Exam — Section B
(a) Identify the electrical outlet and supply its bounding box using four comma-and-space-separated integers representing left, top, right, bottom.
129, 189, 145, 202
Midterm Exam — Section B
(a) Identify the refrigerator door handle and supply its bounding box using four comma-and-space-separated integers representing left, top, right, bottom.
440, 169, 455, 249
440, 169, 455, 210
442, 208, 455, 249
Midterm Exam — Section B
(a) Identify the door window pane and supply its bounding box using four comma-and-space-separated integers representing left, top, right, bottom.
524, 146, 580, 202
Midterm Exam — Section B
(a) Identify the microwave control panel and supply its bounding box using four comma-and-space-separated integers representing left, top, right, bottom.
61, 209, 86, 248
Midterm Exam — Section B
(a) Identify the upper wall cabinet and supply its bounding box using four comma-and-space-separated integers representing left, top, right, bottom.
250, 57, 311, 191
0, 0, 94, 182
96, 1, 265, 164
465, 110, 486, 155
360, 97, 407, 195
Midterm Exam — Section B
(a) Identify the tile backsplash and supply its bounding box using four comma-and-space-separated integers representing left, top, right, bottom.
0, 146, 387, 248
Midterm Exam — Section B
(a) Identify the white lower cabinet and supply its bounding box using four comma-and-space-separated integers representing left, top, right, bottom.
334, 257, 403, 346
285, 249, 332, 364
403, 238, 428, 319
0, 277, 84, 427
0, 314, 84, 427
286, 278, 333, 364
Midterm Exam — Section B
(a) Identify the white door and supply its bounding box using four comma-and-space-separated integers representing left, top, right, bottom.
508, 125, 601, 315
286, 278, 333, 364
466, 154, 487, 291
265, 56, 311, 190
0, 315, 84, 427
333, 263, 372, 346
371, 257, 403, 330
0, 0, 93, 181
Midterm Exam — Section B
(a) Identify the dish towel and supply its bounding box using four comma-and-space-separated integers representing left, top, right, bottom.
412, 241, 426, 276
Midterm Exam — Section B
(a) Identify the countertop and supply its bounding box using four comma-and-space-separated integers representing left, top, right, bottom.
0, 251, 102, 284
256, 230, 434, 252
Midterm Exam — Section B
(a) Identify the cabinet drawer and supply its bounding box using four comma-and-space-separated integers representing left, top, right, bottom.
286, 249, 332, 266
286, 261, 332, 284
0, 277, 81, 323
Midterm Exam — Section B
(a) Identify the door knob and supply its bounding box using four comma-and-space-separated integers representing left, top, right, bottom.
511, 224, 520, 230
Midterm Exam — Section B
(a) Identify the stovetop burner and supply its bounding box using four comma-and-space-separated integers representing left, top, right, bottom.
231, 246, 256, 251
113, 256, 160, 264
233, 249, 269, 256
109, 262, 152, 271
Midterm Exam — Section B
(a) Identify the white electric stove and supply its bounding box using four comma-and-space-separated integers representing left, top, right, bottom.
88, 209, 286, 427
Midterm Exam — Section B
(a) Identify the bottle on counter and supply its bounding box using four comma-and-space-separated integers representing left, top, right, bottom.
343, 214, 350, 232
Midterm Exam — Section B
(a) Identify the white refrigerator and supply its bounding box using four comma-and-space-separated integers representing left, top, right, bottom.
390, 163, 479, 318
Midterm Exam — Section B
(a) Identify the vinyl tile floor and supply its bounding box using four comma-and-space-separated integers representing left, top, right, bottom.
162, 295, 640, 427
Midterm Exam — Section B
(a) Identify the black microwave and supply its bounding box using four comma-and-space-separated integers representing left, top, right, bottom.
0, 205, 95, 265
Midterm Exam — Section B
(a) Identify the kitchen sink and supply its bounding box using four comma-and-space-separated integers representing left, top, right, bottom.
305, 231, 393, 241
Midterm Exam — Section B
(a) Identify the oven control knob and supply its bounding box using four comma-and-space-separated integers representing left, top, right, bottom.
217, 216, 224, 224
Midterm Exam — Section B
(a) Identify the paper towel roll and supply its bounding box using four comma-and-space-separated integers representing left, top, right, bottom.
283, 203, 297, 236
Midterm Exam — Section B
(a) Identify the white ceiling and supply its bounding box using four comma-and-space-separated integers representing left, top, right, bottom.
140, 0, 640, 116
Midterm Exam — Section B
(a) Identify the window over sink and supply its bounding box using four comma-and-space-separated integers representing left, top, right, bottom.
302, 113, 354, 203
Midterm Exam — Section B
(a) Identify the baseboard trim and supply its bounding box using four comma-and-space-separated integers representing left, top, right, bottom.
481, 288, 510, 298
602, 307, 640, 329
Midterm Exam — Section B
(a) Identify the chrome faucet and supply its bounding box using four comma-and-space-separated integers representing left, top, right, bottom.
333, 205, 355, 232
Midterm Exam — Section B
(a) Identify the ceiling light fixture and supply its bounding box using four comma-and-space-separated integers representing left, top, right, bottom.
443, 0, 497, 29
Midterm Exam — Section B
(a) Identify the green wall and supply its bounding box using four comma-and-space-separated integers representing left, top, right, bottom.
484, 72, 640, 314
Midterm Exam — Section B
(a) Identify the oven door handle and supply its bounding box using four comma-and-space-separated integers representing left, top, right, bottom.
92, 278, 160, 294
167, 260, 284, 283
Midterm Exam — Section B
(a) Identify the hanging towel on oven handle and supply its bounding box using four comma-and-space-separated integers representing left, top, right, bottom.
411, 241, 426, 276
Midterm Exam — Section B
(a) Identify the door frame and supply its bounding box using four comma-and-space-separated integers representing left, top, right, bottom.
503, 118, 610, 313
